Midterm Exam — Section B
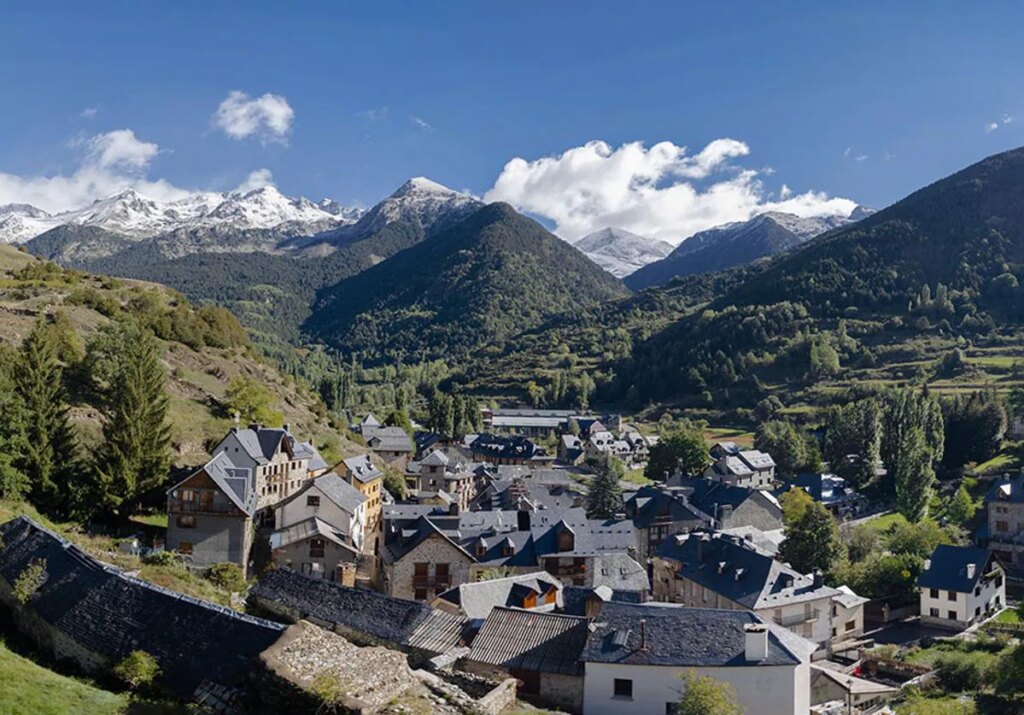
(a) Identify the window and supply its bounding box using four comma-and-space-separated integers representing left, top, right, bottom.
309, 538, 325, 558
929, 588, 939, 599
948, 610, 957, 621
307, 495, 321, 508
178, 541, 193, 555
845, 620, 856, 632
414, 562, 429, 579
930, 608, 939, 617
947, 590, 957, 601
414, 587, 427, 600
176, 515, 196, 529
435, 563, 450, 584
975, 586, 981, 597
613, 679, 633, 699
997, 520, 1009, 532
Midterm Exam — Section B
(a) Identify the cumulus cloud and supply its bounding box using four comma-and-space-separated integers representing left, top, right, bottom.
485, 139, 857, 244
985, 114, 1014, 133
213, 90, 294, 144
0, 129, 197, 213
235, 168, 275, 193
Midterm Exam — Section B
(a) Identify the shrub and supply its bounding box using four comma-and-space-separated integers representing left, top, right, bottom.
142, 550, 180, 567
13, 558, 47, 603
205, 562, 246, 592
934, 654, 984, 692
113, 650, 160, 689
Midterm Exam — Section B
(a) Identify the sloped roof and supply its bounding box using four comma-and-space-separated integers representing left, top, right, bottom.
986, 474, 1024, 504
364, 426, 415, 453
466, 607, 589, 675
269, 517, 360, 554
341, 454, 383, 484
666, 477, 782, 521
625, 485, 713, 528
313, 473, 367, 513
591, 553, 650, 593
0, 517, 284, 697
169, 452, 256, 516
293, 441, 329, 472
229, 426, 292, 465
250, 568, 466, 654
434, 571, 562, 620
581, 602, 809, 667
918, 545, 1001, 593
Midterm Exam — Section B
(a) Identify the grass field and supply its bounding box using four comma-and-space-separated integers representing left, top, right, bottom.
0, 640, 127, 715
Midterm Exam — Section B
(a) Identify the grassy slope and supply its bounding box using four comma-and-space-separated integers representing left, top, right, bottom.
0, 245, 365, 468
0, 639, 127, 715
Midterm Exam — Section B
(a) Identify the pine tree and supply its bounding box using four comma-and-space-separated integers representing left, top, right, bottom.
89, 321, 171, 516
15, 318, 80, 516
894, 426, 935, 523
586, 455, 624, 519
0, 349, 29, 500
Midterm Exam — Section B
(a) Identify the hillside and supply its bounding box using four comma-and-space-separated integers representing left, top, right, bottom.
625, 210, 865, 289
608, 146, 1024, 409
305, 202, 630, 363
0, 245, 364, 468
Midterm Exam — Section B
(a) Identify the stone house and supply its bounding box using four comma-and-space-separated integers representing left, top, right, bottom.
580, 601, 815, 715
404, 450, 480, 512
652, 531, 839, 658
981, 473, 1024, 576
212, 424, 326, 512
462, 607, 590, 713
777, 473, 868, 519
383, 517, 477, 601
268, 517, 360, 583
665, 476, 784, 532
918, 545, 1006, 630
166, 451, 257, 575
830, 585, 869, 645
624, 485, 713, 562
274, 473, 367, 551
361, 424, 415, 466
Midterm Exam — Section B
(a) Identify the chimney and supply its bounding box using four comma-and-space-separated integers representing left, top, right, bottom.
639, 618, 649, 651
967, 563, 976, 580
449, 503, 461, 516
812, 570, 824, 589
584, 591, 606, 618
282, 423, 290, 433
517, 511, 531, 531
249, 423, 261, 432
923, 558, 932, 571
744, 623, 769, 662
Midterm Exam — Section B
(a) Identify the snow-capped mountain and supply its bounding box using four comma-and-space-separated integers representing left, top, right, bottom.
340, 177, 481, 242
626, 206, 873, 290
0, 186, 363, 244
572, 227, 674, 278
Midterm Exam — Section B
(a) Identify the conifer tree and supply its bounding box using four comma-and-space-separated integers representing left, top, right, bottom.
15, 317, 79, 516
89, 320, 171, 515
586, 454, 624, 519
0, 349, 29, 500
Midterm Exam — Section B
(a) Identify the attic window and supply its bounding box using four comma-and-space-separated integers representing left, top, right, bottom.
307, 496, 321, 508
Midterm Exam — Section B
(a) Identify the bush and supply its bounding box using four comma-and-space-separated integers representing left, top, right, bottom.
142, 550, 180, 567
934, 654, 985, 692
13, 558, 47, 604
205, 562, 246, 592
113, 650, 160, 689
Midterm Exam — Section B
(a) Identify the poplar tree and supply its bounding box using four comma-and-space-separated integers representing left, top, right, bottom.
15, 317, 79, 516
893, 426, 935, 523
89, 320, 171, 515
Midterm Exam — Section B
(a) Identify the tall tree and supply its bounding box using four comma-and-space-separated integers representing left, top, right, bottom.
89, 321, 172, 515
942, 391, 1006, 468
893, 426, 936, 523
755, 420, 809, 477
645, 428, 708, 480
14, 317, 80, 516
779, 498, 845, 576
822, 398, 881, 489
0, 348, 29, 500
586, 454, 624, 519
223, 375, 283, 427
880, 389, 944, 489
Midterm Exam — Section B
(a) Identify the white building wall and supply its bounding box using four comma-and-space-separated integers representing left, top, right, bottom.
920, 573, 1006, 628
582, 661, 808, 715
274, 485, 366, 549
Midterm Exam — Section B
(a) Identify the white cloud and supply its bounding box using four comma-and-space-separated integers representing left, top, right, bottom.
485, 138, 857, 244
212, 90, 294, 144
0, 129, 193, 213
986, 122, 1000, 133
235, 168, 275, 193
855, 154, 868, 162
410, 115, 432, 131
79, 107, 98, 119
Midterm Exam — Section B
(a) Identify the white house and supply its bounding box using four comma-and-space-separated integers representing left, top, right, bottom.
580, 602, 814, 715
918, 545, 1006, 630
274, 473, 368, 551
830, 585, 869, 644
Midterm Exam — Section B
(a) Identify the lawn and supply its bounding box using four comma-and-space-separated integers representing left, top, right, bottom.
622, 468, 653, 485
859, 511, 908, 535
0, 639, 127, 715
993, 608, 1021, 624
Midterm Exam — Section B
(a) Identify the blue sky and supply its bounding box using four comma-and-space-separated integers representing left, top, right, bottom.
1, 2, 1022, 240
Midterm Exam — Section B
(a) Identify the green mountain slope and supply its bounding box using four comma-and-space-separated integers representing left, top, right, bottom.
305, 202, 630, 363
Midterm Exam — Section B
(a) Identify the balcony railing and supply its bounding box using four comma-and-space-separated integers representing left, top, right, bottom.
168, 499, 240, 516
776, 609, 821, 627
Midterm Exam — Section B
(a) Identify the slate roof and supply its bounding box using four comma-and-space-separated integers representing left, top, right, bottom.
363, 426, 415, 453
720, 525, 785, 556
341, 454, 384, 484
465, 607, 590, 675
312, 473, 367, 513
469, 433, 548, 461
269, 517, 360, 554
434, 571, 563, 620
0, 517, 284, 697
581, 602, 809, 667
918, 545, 1002, 593
665, 477, 782, 522
781, 473, 864, 506
656, 531, 838, 609
591, 553, 650, 593
625, 485, 713, 529
986, 474, 1024, 504
293, 441, 329, 472
168, 452, 256, 516
561, 586, 646, 616
250, 567, 467, 654
229, 425, 292, 465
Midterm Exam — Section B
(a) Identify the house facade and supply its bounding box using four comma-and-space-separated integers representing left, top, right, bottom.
580, 602, 814, 715
166, 452, 257, 575
274, 473, 367, 551
665, 476, 784, 532
919, 545, 1006, 630
338, 454, 385, 531
269, 517, 360, 583
624, 485, 712, 562
982, 474, 1024, 575
704, 445, 776, 489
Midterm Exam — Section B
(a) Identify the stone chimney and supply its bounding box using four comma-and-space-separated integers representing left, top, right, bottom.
744, 623, 769, 662
812, 570, 824, 589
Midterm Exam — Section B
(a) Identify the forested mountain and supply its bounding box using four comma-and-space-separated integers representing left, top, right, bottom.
607, 146, 1024, 406
305, 202, 630, 363
625, 209, 867, 289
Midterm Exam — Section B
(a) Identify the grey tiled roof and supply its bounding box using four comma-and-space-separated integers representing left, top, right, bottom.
363, 426, 415, 453
312, 473, 367, 513
665, 477, 782, 520
169, 452, 256, 516
581, 602, 807, 667
342, 454, 383, 484
250, 568, 467, 654
0, 517, 284, 697
466, 607, 589, 675
918, 545, 1001, 593
269, 517, 359, 553
625, 485, 713, 529
591, 553, 650, 593
435, 571, 562, 620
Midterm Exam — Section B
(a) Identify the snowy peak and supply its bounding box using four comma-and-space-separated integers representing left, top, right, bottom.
343, 177, 482, 241
391, 176, 457, 197
573, 227, 674, 278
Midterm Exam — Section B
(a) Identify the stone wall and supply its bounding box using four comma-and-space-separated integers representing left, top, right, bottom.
388, 533, 474, 601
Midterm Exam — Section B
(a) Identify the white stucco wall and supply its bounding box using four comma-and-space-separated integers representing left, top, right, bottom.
920, 572, 1006, 627
582, 661, 809, 715
275, 484, 366, 550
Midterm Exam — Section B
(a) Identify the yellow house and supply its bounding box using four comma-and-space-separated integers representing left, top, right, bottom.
339, 454, 384, 531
